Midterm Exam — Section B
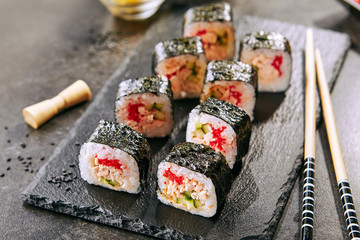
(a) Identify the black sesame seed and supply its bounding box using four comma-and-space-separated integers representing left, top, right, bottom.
24, 169, 29, 172
22, 162, 26, 165
25, 133, 29, 138
74, 176, 77, 179
7, 158, 11, 162
30, 170, 34, 173
27, 157, 32, 160
75, 142, 81, 146
4, 126, 8, 130
68, 172, 73, 175
0, 173, 5, 177
50, 143, 55, 146
65, 187, 71, 191
40, 157, 45, 161
17, 156, 22, 159
7, 140, 11, 143
48, 179, 52, 183
20, 143, 26, 149
62, 173, 68, 176
28, 162, 32, 165
69, 164, 75, 168
6, 167, 10, 171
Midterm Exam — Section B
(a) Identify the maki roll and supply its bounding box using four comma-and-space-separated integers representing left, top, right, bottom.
239, 31, 292, 92
79, 120, 151, 194
157, 142, 232, 217
186, 98, 251, 169
115, 75, 174, 138
200, 60, 257, 120
183, 2, 235, 61
153, 37, 207, 100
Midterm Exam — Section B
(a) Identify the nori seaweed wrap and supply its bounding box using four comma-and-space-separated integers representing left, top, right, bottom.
115, 75, 174, 138
183, 2, 235, 61
186, 97, 252, 169
240, 31, 292, 92
79, 120, 151, 194
201, 60, 257, 119
157, 142, 232, 217
153, 37, 207, 99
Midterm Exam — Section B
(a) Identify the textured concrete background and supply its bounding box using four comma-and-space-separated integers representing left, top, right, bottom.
0, 0, 359, 239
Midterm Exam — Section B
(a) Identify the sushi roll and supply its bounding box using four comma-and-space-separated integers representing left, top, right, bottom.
239, 31, 292, 92
183, 2, 235, 61
200, 60, 257, 120
153, 37, 207, 100
157, 142, 232, 217
186, 97, 251, 169
115, 75, 174, 138
79, 120, 151, 194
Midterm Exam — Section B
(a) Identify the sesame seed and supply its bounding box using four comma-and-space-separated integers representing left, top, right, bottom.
40, 157, 45, 161
69, 164, 75, 168
4, 126, 8, 130
50, 143, 55, 146
25, 134, 29, 138
20, 143, 26, 149
7, 158, 11, 162
65, 187, 71, 191
75, 142, 81, 146
30, 170, 34, 173
24, 169, 29, 172
27, 157, 32, 160
7, 140, 11, 143
6, 167, 10, 171
0, 173, 5, 177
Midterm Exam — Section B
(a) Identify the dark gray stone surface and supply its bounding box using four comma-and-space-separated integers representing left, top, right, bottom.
1, 0, 360, 239
21, 7, 350, 239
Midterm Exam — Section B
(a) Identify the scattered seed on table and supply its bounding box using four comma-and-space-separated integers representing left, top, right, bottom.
20, 143, 26, 149
7, 158, 11, 162
30, 170, 34, 173
24, 169, 29, 172
65, 187, 71, 191
74, 176, 77, 179
0, 173, 5, 177
75, 142, 80, 146
68, 172, 73, 175
7, 167, 10, 171
4, 126, 8, 130
22, 162, 26, 165
25, 133, 29, 138
48, 179, 52, 183
7, 140, 11, 143
27, 157, 32, 160
69, 164, 75, 167
50, 142, 55, 146
40, 157, 45, 161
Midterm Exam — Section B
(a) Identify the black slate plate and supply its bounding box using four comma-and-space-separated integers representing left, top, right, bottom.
22, 6, 350, 240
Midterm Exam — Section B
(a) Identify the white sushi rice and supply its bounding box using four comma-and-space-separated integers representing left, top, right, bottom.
201, 80, 256, 120
186, 110, 237, 168
184, 21, 235, 61
115, 93, 173, 138
155, 54, 207, 99
79, 142, 141, 194
157, 161, 217, 217
240, 48, 291, 92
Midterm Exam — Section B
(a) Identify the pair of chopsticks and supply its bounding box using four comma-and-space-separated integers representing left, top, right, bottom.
301, 29, 360, 239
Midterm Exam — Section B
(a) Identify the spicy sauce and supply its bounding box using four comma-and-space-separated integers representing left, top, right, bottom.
209, 126, 227, 151
229, 85, 242, 105
97, 156, 122, 170
271, 55, 283, 76
163, 168, 184, 185
127, 103, 143, 122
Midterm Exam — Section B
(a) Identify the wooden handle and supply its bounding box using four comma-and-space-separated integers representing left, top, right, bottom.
22, 80, 91, 129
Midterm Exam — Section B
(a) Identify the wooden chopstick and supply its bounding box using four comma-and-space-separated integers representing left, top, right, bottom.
301, 28, 316, 240
315, 49, 360, 239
